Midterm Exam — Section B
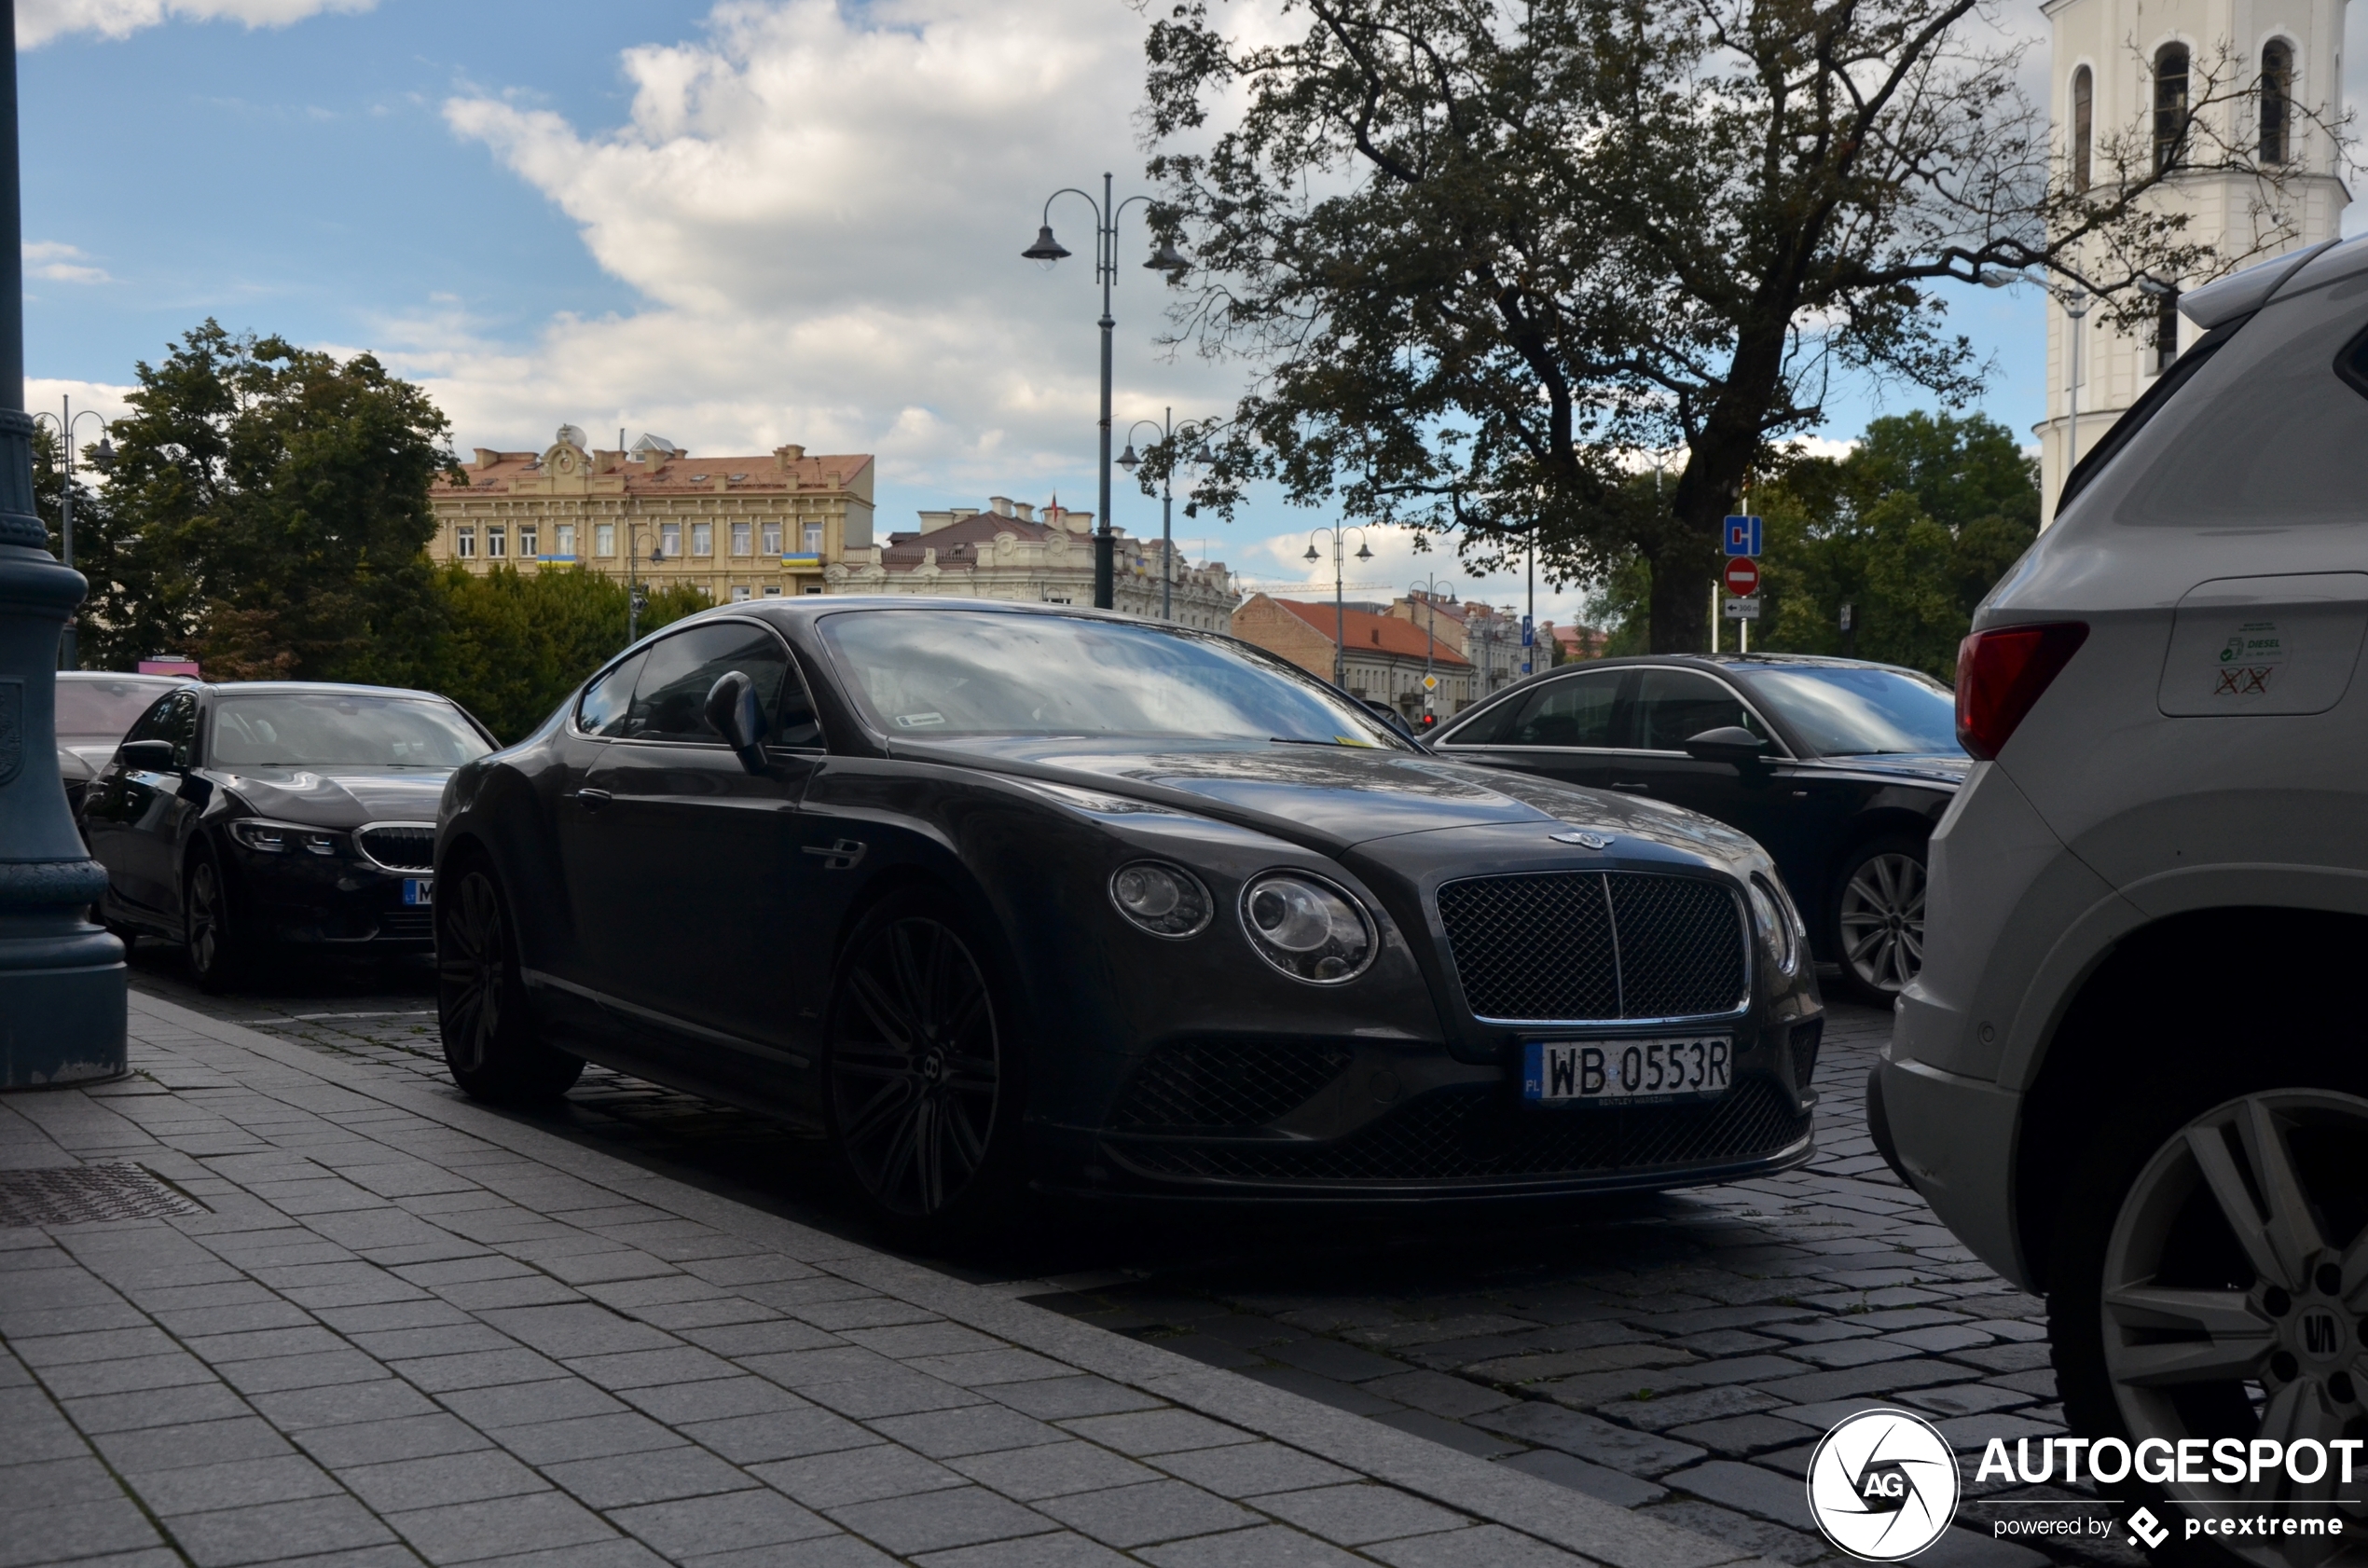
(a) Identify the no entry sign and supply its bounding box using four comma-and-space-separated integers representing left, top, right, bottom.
1724, 557, 1760, 597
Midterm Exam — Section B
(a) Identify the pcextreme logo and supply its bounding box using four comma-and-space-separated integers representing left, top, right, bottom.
1807, 1410, 1962, 1561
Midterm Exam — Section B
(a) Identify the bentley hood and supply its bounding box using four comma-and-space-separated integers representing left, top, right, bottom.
213, 766, 451, 827
904, 736, 1759, 862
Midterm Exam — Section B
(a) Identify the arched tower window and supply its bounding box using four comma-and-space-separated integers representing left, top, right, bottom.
2260, 40, 2294, 162
2072, 66, 2093, 189
2155, 43, 2191, 171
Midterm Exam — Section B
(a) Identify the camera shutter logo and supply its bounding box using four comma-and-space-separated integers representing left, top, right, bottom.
1806, 1409, 1962, 1561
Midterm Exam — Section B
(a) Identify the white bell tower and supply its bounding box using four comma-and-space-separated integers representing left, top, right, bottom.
2036, 0, 2350, 526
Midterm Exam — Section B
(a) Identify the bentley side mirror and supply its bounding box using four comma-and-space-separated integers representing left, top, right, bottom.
1681, 726, 1769, 765
118, 739, 178, 774
704, 670, 770, 775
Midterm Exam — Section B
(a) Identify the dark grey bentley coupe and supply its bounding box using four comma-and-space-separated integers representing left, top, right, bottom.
435, 599, 1824, 1239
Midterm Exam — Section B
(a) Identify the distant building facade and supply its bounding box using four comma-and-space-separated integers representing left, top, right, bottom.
1384, 592, 1603, 699
826, 496, 1238, 628
428, 430, 875, 601
1231, 594, 1472, 717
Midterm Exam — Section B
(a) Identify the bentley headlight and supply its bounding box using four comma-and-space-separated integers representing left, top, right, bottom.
1109, 861, 1212, 938
1240, 873, 1375, 983
229, 819, 346, 857
1748, 873, 1802, 975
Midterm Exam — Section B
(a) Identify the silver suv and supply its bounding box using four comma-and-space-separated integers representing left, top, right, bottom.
1875, 235, 2368, 1560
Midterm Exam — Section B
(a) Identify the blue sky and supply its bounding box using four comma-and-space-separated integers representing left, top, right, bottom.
20, 0, 2358, 626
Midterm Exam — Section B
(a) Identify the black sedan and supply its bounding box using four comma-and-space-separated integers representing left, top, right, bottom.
80, 681, 497, 988
434, 599, 1824, 1241
56, 671, 193, 813
1433, 653, 1966, 1003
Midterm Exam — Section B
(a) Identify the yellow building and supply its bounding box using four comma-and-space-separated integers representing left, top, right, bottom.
428, 429, 875, 601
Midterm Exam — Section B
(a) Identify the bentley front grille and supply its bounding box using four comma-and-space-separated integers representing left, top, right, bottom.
1436, 872, 1746, 1023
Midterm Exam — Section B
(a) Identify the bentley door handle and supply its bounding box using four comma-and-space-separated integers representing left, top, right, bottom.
1610, 780, 1652, 791
575, 788, 613, 813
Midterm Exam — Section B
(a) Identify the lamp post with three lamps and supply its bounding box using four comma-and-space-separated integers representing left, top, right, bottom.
1022, 174, 1189, 611
1118, 407, 1187, 621
626, 531, 666, 646
1302, 525, 1372, 689
32, 397, 115, 668
1408, 572, 1455, 732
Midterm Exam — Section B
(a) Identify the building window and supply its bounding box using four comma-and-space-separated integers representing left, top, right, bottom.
692, 522, 713, 557
2155, 43, 2190, 171
660, 521, 681, 558
803, 586, 822, 595
2155, 289, 2181, 373
519, 525, 538, 557
804, 523, 824, 554
456, 526, 475, 558
763, 585, 782, 597
488, 526, 507, 559
2261, 40, 2294, 163
595, 523, 615, 557
555, 523, 575, 557
731, 585, 751, 601
762, 521, 782, 555
2071, 65, 2093, 190
732, 521, 752, 556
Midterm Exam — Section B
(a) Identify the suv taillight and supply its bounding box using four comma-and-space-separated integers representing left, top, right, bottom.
1956, 623, 2088, 761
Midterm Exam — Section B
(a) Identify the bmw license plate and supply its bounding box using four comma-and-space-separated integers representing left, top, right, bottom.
402, 878, 434, 907
1522, 1037, 1730, 1106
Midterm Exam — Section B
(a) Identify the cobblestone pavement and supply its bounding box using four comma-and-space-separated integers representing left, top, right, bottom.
108, 947, 2132, 1568
3, 989, 1768, 1568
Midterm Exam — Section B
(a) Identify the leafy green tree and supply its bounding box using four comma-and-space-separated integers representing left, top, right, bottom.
422, 567, 708, 742
82, 321, 457, 681
1756, 412, 2038, 680
1141, 0, 2309, 651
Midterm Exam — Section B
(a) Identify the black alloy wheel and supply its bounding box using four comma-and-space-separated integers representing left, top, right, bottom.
2053, 1082, 2368, 1568
436, 864, 583, 1103
1828, 834, 1927, 1005
825, 895, 1016, 1240
184, 847, 243, 993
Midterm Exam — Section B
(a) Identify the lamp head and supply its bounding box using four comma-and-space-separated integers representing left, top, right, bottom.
2136, 274, 2175, 298
1355, 542, 1373, 561
1023, 225, 1071, 271
1303, 544, 1321, 564
90, 435, 117, 475
1144, 238, 1191, 275
1118, 443, 1140, 474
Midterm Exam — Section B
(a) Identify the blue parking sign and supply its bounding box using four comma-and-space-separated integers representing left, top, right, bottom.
1520, 614, 1534, 647
1724, 516, 1762, 557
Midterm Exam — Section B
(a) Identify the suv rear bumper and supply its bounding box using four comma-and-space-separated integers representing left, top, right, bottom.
1878, 1039, 2030, 1290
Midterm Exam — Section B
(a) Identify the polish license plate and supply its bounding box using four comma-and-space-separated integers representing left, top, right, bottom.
402, 878, 434, 906
1522, 1037, 1730, 1106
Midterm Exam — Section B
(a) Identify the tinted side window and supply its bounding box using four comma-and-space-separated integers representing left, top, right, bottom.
626, 622, 794, 745
136, 691, 199, 767
1504, 670, 1622, 746
121, 693, 180, 748
1628, 670, 1769, 751
1439, 693, 1523, 746
576, 653, 645, 737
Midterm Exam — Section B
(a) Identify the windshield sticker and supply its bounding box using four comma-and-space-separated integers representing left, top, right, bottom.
2212, 621, 2287, 697
893, 712, 946, 729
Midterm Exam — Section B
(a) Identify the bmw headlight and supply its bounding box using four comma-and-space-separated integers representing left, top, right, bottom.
1109, 861, 1213, 938
229, 819, 346, 857
1240, 873, 1375, 983
1747, 873, 1803, 976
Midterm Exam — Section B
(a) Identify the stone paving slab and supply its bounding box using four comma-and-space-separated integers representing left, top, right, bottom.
0, 993, 1793, 1568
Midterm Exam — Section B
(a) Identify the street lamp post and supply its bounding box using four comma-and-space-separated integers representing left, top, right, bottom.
1408, 572, 1454, 731
32, 398, 115, 669
1118, 407, 1185, 621
0, 4, 129, 1087
1022, 174, 1189, 611
627, 531, 664, 645
1301, 525, 1372, 689
2059, 288, 2091, 488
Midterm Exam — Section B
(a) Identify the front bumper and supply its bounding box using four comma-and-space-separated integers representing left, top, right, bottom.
1040, 1017, 1823, 1201
227, 848, 434, 948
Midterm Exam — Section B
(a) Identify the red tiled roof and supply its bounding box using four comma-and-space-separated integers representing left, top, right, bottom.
1269, 598, 1469, 666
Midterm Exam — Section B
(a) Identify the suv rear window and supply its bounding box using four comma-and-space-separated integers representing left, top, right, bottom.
2075, 283, 2368, 529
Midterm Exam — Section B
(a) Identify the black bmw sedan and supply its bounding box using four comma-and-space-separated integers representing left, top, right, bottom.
80, 681, 497, 988
437, 599, 1824, 1239
1432, 653, 1966, 1003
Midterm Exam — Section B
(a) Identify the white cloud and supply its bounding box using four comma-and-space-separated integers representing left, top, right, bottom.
23, 241, 112, 284
20, 0, 374, 47
26, 378, 137, 432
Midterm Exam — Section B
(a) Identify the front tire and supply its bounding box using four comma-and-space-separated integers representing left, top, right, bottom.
2052, 1083, 2368, 1568
184, 846, 249, 993
1827, 835, 1927, 1005
436, 864, 583, 1104
823, 891, 1025, 1247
